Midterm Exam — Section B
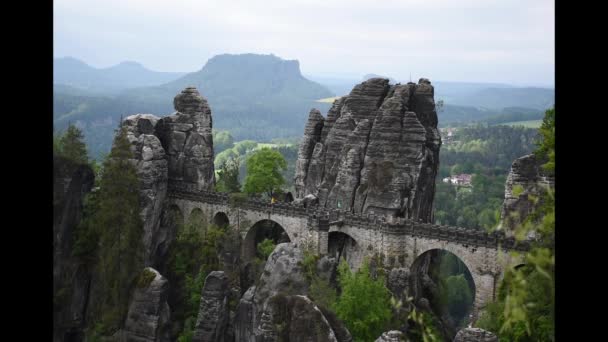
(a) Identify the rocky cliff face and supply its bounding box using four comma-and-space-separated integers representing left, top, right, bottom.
156, 87, 215, 191
453, 328, 498, 342
53, 156, 95, 342
123, 114, 169, 265
294, 78, 441, 222
193, 271, 231, 342
499, 153, 554, 236
233, 243, 350, 342
124, 268, 171, 342
120, 87, 216, 266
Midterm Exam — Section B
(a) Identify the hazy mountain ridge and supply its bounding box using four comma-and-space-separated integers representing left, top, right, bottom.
54, 57, 186, 94
54, 54, 335, 158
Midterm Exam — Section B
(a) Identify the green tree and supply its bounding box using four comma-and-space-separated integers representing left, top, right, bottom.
89, 125, 144, 334
215, 155, 241, 193
59, 124, 89, 164
333, 259, 392, 342
243, 147, 287, 198
256, 238, 276, 261
213, 130, 235, 154
535, 107, 555, 173
476, 107, 555, 341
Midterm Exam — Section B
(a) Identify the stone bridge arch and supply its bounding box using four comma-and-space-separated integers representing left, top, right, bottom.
409, 248, 476, 330
411, 241, 502, 319
243, 219, 293, 261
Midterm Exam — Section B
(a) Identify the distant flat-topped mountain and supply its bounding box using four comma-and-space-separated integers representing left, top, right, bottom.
124, 53, 332, 102
54, 53, 335, 158
53, 57, 186, 94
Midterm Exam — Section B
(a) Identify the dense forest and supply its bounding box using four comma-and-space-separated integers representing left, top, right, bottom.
434, 124, 540, 230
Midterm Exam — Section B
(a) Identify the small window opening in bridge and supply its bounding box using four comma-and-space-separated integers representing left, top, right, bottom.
213, 212, 229, 228
410, 249, 475, 339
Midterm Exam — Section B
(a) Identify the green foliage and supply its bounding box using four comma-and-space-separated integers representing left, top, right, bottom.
215, 155, 241, 193
512, 184, 525, 197
87, 125, 144, 334
407, 308, 441, 342
243, 147, 287, 198
136, 268, 157, 288
56, 124, 89, 164
435, 124, 539, 229
257, 238, 276, 260
168, 220, 227, 341
72, 190, 101, 264
535, 107, 555, 173
309, 276, 337, 310
333, 259, 392, 342
213, 129, 234, 155
476, 108, 554, 340
443, 275, 473, 320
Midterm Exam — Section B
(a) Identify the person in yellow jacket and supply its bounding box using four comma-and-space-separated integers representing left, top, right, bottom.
271, 196, 277, 204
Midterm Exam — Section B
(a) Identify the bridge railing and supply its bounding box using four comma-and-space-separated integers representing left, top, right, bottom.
167, 182, 309, 217
167, 182, 529, 251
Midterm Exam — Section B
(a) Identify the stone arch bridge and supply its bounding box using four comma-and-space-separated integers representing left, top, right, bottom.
166, 182, 528, 316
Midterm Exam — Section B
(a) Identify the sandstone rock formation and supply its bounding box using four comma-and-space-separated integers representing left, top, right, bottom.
259, 294, 339, 342
234, 243, 351, 342
53, 156, 95, 342
156, 87, 215, 191
123, 114, 169, 265
387, 267, 410, 300
124, 267, 171, 342
294, 78, 441, 222
193, 271, 230, 342
375, 330, 405, 342
453, 327, 498, 342
499, 153, 555, 237
117, 87, 215, 266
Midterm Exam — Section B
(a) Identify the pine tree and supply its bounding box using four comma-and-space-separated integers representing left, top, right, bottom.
59, 124, 89, 164
91, 125, 144, 333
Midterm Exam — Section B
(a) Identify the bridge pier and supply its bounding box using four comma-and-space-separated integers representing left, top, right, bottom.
317, 218, 329, 255
471, 272, 499, 322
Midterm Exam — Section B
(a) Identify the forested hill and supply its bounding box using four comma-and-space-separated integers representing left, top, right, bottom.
53, 57, 186, 94
54, 54, 334, 159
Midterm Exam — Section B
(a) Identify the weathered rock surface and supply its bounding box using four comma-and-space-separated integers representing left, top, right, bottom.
124, 268, 171, 342
499, 153, 555, 237
53, 156, 95, 342
294, 78, 441, 222
156, 87, 215, 190
295, 109, 325, 198
123, 114, 169, 265
387, 267, 410, 300
233, 243, 351, 342
234, 286, 257, 342
254, 243, 309, 308
453, 328, 498, 342
259, 294, 339, 342
193, 271, 230, 342
375, 330, 405, 342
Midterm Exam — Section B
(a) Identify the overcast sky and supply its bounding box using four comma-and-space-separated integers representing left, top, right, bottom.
54, 0, 554, 87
